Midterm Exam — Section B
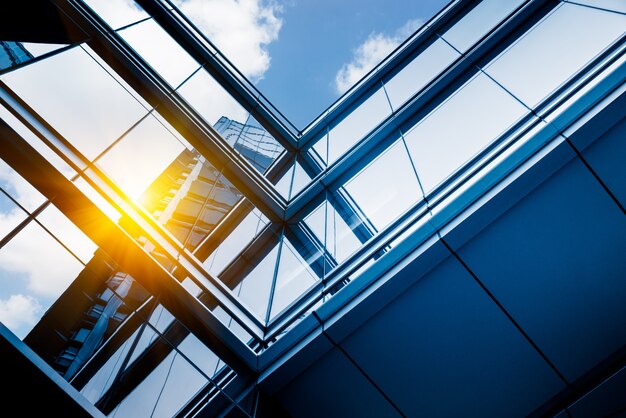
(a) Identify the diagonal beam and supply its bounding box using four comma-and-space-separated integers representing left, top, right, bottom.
135, 0, 299, 151
52, 0, 286, 223
0, 117, 256, 375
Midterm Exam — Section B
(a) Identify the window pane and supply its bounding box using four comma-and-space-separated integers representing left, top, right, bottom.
176, 69, 285, 175
343, 139, 423, 230
118, 18, 200, 87
569, 0, 626, 13
440, 0, 526, 52
113, 350, 208, 418
0, 158, 45, 212
83, 0, 149, 29
96, 112, 187, 200
0, 191, 27, 241
384, 38, 460, 110
36, 205, 98, 265
230, 242, 279, 321
0, 221, 85, 339
304, 197, 366, 266
177, 68, 248, 127
322, 87, 392, 165
202, 206, 269, 277
484, 3, 626, 108
403, 72, 527, 193
80, 328, 139, 403
269, 238, 321, 320
1, 46, 148, 161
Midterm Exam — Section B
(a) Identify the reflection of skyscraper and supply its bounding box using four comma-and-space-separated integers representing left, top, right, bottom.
26, 117, 274, 393
0, 41, 33, 71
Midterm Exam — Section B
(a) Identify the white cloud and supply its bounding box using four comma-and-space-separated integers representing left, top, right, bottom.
334, 18, 424, 94
0, 220, 85, 298
0, 294, 42, 337
175, 0, 283, 81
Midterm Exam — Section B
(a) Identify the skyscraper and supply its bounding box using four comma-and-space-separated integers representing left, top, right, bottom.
1, 0, 625, 417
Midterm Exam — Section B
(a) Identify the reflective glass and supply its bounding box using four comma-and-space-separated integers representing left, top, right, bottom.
230, 242, 279, 321
0, 221, 84, 339
96, 112, 187, 200
80, 328, 139, 403
0, 191, 26, 241
403, 72, 527, 193
84, 0, 149, 29
112, 350, 208, 418
202, 205, 268, 277
275, 160, 312, 200
37, 205, 98, 264
0, 158, 45, 212
384, 38, 460, 110
269, 238, 322, 320
176, 69, 285, 175
311, 129, 328, 167
343, 139, 423, 230
291, 160, 313, 198
0, 41, 35, 71
19, 42, 69, 58
1, 46, 148, 161
177, 334, 221, 379
176, 68, 248, 127
569, 0, 626, 13
485, 3, 626, 108
0, 104, 77, 180
118, 19, 200, 87
440, 0, 526, 52
322, 87, 393, 165
304, 196, 365, 266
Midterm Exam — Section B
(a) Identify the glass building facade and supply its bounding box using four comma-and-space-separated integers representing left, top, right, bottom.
0, 0, 625, 416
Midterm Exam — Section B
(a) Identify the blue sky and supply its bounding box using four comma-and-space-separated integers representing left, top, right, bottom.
255, 0, 451, 127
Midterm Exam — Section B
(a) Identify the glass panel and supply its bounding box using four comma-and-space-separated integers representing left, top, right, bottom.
118, 19, 200, 87
176, 67, 248, 127
0, 221, 84, 339
226, 115, 283, 174
291, 160, 313, 198
17, 42, 68, 58
229, 242, 279, 321
0, 158, 45, 212
112, 350, 208, 418
311, 129, 329, 167
304, 196, 365, 266
484, 3, 626, 108
384, 38, 460, 110
275, 159, 311, 200
149, 304, 176, 334
177, 334, 221, 379
0, 191, 27, 241
175, 68, 285, 175
275, 161, 294, 199
343, 139, 423, 230
83, 0, 149, 29
440, 0, 526, 52
1, 46, 148, 161
202, 205, 269, 277
36, 205, 98, 264
569, 0, 626, 13
80, 328, 139, 403
403, 72, 527, 193
325, 87, 392, 165
0, 104, 77, 180
269, 238, 322, 320
96, 112, 187, 200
